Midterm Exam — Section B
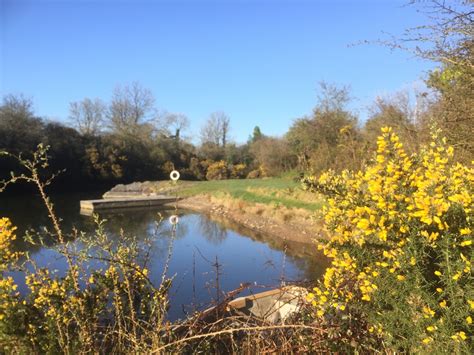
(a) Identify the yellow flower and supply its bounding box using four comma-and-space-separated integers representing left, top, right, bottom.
428, 232, 439, 242
356, 219, 370, 230
454, 331, 467, 341
423, 306, 435, 318
308, 129, 474, 346
452, 272, 462, 281
420, 216, 433, 225
466, 316, 472, 324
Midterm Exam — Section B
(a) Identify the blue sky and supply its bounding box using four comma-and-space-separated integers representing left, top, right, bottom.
1, 0, 435, 143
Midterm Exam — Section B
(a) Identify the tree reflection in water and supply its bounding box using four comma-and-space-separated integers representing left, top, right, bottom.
3, 194, 328, 320
198, 215, 228, 245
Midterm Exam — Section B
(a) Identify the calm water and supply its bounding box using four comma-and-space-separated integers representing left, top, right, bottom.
1, 192, 326, 320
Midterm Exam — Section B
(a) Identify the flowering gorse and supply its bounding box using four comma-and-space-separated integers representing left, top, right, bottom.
0, 216, 171, 353
0, 145, 172, 353
0, 218, 23, 331
304, 127, 473, 352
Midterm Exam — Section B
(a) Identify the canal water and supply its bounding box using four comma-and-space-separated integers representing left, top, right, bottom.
1, 192, 325, 320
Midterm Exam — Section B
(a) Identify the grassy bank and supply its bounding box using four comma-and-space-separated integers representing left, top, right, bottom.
146, 173, 324, 212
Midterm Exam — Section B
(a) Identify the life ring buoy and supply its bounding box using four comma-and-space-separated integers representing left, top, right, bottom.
169, 215, 179, 225
170, 170, 180, 181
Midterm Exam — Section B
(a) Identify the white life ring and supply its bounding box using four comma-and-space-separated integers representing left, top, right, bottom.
170, 170, 180, 181
169, 215, 179, 225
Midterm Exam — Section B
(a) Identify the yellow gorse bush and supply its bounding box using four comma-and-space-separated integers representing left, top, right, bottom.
0, 217, 20, 267
304, 127, 473, 352
0, 145, 174, 353
0, 215, 171, 353
0, 218, 22, 326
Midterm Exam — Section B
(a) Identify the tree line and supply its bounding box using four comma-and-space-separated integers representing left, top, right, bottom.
0, 82, 271, 193
1, 0, 471, 193
0, 69, 471, 193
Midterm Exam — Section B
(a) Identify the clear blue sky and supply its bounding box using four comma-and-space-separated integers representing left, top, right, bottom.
1, 0, 435, 143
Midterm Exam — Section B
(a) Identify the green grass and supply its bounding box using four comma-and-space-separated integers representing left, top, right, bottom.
173, 176, 323, 212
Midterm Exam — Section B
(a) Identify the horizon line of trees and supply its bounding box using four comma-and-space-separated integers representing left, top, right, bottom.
0, 82, 274, 193
1, 0, 471, 193
1, 68, 470, 193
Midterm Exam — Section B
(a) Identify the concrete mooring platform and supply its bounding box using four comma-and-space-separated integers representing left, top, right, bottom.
80, 196, 178, 213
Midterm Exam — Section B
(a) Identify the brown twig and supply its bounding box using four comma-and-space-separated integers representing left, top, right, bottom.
152, 323, 325, 353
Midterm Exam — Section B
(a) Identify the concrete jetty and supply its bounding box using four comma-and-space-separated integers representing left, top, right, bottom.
80, 195, 178, 213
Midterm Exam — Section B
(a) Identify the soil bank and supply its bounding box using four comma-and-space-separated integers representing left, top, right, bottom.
173, 195, 325, 246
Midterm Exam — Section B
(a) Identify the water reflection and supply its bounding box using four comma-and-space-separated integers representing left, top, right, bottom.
1, 193, 328, 320
198, 217, 228, 244
95, 209, 189, 242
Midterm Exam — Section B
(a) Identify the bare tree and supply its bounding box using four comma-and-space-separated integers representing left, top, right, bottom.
375, 0, 474, 70
200, 115, 220, 146
0, 94, 35, 123
0, 94, 44, 155
317, 81, 352, 114
108, 82, 157, 134
69, 98, 105, 136
219, 112, 230, 148
164, 112, 189, 140
200, 111, 231, 148
374, 1, 474, 162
